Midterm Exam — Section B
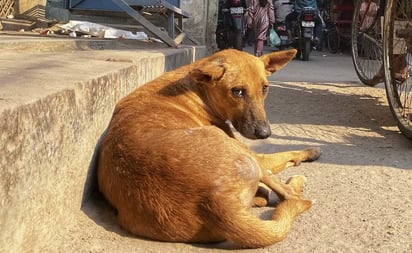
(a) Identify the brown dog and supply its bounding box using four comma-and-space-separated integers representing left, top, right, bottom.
97, 49, 321, 248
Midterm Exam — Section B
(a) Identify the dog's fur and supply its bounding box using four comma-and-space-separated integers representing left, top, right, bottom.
97, 49, 321, 248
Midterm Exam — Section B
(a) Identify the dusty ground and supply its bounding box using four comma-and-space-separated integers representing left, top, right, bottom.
71, 49, 411, 253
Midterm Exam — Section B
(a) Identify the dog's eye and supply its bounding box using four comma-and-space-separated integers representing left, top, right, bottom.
262, 85, 269, 95
231, 87, 246, 98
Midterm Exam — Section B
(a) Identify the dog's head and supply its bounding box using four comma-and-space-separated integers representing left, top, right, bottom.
189, 49, 296, 140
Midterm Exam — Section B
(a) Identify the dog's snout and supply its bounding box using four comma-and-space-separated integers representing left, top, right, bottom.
255, 123, 271, 139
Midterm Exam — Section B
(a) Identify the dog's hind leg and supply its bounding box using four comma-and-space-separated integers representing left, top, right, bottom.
205, 195, 312, 248
256, 147, 321, 175
260, 174, 307, 201
253, 175, 307, 206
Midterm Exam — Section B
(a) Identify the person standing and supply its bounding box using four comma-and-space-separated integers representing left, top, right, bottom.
248, 0, 275, 56
273, 0, 293, 23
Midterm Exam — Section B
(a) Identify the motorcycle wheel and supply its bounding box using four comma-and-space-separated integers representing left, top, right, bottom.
233, 30, 243, 51
292, 39, 301, 59
302, 38, 311, 61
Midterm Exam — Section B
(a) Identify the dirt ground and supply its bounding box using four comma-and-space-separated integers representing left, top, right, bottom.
70, 50, 411, 253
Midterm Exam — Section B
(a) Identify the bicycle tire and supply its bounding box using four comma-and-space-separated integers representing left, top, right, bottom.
351, 0, 384, 86
383, 0, 412, 139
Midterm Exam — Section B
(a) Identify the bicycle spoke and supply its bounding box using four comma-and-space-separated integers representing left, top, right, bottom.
357, 32, 382, 74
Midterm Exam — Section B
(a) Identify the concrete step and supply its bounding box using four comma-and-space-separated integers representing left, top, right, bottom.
0, 34, 206, 252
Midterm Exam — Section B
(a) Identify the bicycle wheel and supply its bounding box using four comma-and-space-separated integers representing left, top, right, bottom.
351, 0, 384, 86
383, 0, 412, 139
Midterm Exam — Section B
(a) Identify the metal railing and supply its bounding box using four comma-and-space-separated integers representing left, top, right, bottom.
0, 0, 14, 18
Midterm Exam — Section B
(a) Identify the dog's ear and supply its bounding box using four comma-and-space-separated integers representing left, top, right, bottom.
260, 49, 297, 75
189, 60, 226, 84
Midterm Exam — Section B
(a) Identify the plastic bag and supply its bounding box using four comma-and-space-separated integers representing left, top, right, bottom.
268, 28, 281, 47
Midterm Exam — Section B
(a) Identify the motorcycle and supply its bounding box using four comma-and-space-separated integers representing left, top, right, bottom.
291, 7, 317, 61
216, 0, 247, 51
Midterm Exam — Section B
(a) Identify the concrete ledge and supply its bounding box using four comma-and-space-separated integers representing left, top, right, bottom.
0, 35, 206, 252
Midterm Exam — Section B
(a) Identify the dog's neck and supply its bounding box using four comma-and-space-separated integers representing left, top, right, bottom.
153, 74, 236, 138
195, 84, 236, 138
167, 80, 235, 138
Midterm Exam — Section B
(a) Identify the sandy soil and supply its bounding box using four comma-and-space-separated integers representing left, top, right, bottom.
69, 51, 412, 253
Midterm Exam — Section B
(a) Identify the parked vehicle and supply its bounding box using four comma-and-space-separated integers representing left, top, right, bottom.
291, 6, 317, 60
216, 0, 247, 50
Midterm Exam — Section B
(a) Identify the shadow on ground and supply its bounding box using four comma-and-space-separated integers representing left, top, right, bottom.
246, 81, 412, 170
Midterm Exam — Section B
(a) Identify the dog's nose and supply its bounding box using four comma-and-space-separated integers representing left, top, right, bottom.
255, 124, 271, 139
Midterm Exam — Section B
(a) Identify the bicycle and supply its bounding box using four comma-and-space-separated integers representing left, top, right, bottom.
352, 0, 412, 139
382, 0, 412, 138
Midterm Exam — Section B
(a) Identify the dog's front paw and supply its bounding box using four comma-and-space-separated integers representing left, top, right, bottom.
304, 147, 321, 162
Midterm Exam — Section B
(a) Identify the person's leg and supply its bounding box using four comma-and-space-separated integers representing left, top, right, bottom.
255, 39, 264, 56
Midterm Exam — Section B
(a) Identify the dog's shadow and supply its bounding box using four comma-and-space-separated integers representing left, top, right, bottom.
81, 130, 282, 250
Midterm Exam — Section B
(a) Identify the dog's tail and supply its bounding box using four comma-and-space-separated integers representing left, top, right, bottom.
205, 198, 311, 248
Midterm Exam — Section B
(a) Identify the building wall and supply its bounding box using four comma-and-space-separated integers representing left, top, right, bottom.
13, 0, 217, 52
180, 0, 218, 53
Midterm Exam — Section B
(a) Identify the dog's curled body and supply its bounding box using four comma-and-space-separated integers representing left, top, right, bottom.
98, 49, 320, 248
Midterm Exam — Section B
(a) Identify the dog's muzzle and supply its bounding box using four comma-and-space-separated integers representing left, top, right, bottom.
234, 120, 272, 140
